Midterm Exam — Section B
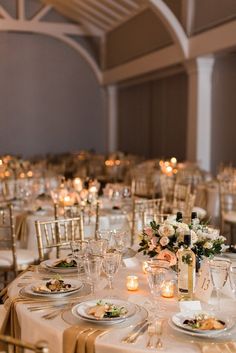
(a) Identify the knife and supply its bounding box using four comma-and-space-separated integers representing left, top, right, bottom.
122, 320, 149, 344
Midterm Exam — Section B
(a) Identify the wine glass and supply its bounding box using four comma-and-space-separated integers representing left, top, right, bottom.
70, 240, 89, 277
146, 259, 170, 318
111, 229, 128, 253
83, 255, 103, 294
102, 252, 121, 292
87, 238, 108, 256
209, 258, 230, 311
229, 265, 236, 298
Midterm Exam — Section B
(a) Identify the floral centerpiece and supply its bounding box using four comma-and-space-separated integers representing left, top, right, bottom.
138, 217, 227, 266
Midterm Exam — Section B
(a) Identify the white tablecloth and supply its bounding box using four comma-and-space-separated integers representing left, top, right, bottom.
7, 257, 236, 353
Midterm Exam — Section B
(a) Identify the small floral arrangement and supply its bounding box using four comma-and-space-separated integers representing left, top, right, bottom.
138, 217, 227, 266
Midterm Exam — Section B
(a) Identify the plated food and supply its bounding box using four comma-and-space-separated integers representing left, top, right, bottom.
72, 298, 137, 324
87, 300, 128, 319
41, 258, 78, 273
183, 313, 225, 331
33, 278, 74, 293
170, 311, 234, 338
25, 277, 83, 297
53, 258, 77, 268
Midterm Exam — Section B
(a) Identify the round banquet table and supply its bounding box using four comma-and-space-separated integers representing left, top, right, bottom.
5, 256, 236, 353
15, 198, 131, 252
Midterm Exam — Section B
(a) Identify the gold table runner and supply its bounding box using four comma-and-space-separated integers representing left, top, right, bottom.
63, 324, 107, 353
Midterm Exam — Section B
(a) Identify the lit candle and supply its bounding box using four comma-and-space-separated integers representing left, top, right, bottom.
161, 280, 175, 298
61, 195, 74, 206
73, 177, 83, 192
126, 275, 139, 291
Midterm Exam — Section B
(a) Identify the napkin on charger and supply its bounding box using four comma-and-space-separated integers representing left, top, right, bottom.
63, 324, 108, 353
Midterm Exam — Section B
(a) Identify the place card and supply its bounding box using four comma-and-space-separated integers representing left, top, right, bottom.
194, 260, 213, 302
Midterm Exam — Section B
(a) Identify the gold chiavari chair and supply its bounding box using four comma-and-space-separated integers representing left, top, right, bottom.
53, 201, 100, 240
35, 217, 83, 261
130, 198, 165, 245
0, 334, 49, 353
172, 183, 196, 219
160, 175, 175, 211
172, 183, 191, 211
0, 204, 37, 284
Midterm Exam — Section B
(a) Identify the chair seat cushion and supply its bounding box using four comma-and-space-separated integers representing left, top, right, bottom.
0, 249, 38, 267
224, 211, 236, 224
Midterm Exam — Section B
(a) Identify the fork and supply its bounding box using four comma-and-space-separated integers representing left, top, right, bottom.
146, 324, 156, 349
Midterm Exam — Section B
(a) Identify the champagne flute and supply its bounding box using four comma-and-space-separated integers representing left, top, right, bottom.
209, 258, 230, 311
102, 252, 121, 292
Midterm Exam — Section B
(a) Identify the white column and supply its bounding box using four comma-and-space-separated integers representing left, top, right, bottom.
185, 56, 215, 172
107, 85, 118, 153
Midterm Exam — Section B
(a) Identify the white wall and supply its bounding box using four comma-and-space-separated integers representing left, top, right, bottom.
0, 32, 106, 157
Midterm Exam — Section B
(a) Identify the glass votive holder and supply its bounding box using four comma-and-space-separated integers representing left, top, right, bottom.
142, 261, 148, 274
126, 275, 139, 291
161, 280, 175, 298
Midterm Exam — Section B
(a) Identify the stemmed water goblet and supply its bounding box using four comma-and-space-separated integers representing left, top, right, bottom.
87, 238, 108, 256
208, 258, 231, 311
83, 255, 103, 294
146, 259, 170, 318
229, 265, 236, 298
102, 251, 121, 294
70, 240, 89, 277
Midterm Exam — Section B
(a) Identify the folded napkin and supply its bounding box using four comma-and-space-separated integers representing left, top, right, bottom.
15, 212, 29, 246
63, 324, 107, 353
1, 297, 21, 338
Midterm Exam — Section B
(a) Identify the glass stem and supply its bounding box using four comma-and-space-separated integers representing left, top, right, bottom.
108, 276, 113, 290
216, 289, 221, 311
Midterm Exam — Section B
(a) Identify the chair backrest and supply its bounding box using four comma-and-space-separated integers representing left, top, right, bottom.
160, 175, 175, 207
173, 183, 191, 208
0, 204, 17, 272
35, 217, 83, 261
130, 198, 165, 245
53, 200, 100, 240
172, 183, 196, 218
0, 334, 49, 353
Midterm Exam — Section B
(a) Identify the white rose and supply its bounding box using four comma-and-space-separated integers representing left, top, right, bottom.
159, 236, 170, 246
176, 222, 190, 236
203, 241, 213, 249
190, 230, 198, 244
158, 224, 175, 237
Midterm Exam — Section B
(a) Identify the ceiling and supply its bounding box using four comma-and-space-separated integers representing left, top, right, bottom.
42, 0, 148, 36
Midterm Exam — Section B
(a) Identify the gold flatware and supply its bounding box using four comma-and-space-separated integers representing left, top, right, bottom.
123, 321, 149, 344
146, 324, 155, 348
121, 319, 148, 343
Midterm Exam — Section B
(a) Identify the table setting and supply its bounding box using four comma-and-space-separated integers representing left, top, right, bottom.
2, 230, 236, 353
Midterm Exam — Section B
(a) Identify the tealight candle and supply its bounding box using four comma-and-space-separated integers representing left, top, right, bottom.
161, 280, 175, 298
126, 275, 139, 291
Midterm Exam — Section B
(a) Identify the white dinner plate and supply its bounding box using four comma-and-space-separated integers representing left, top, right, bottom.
72, 299, 137, 325
41, 259, 78, 273
24, 279, 83, 298
171, 311, 234, 337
